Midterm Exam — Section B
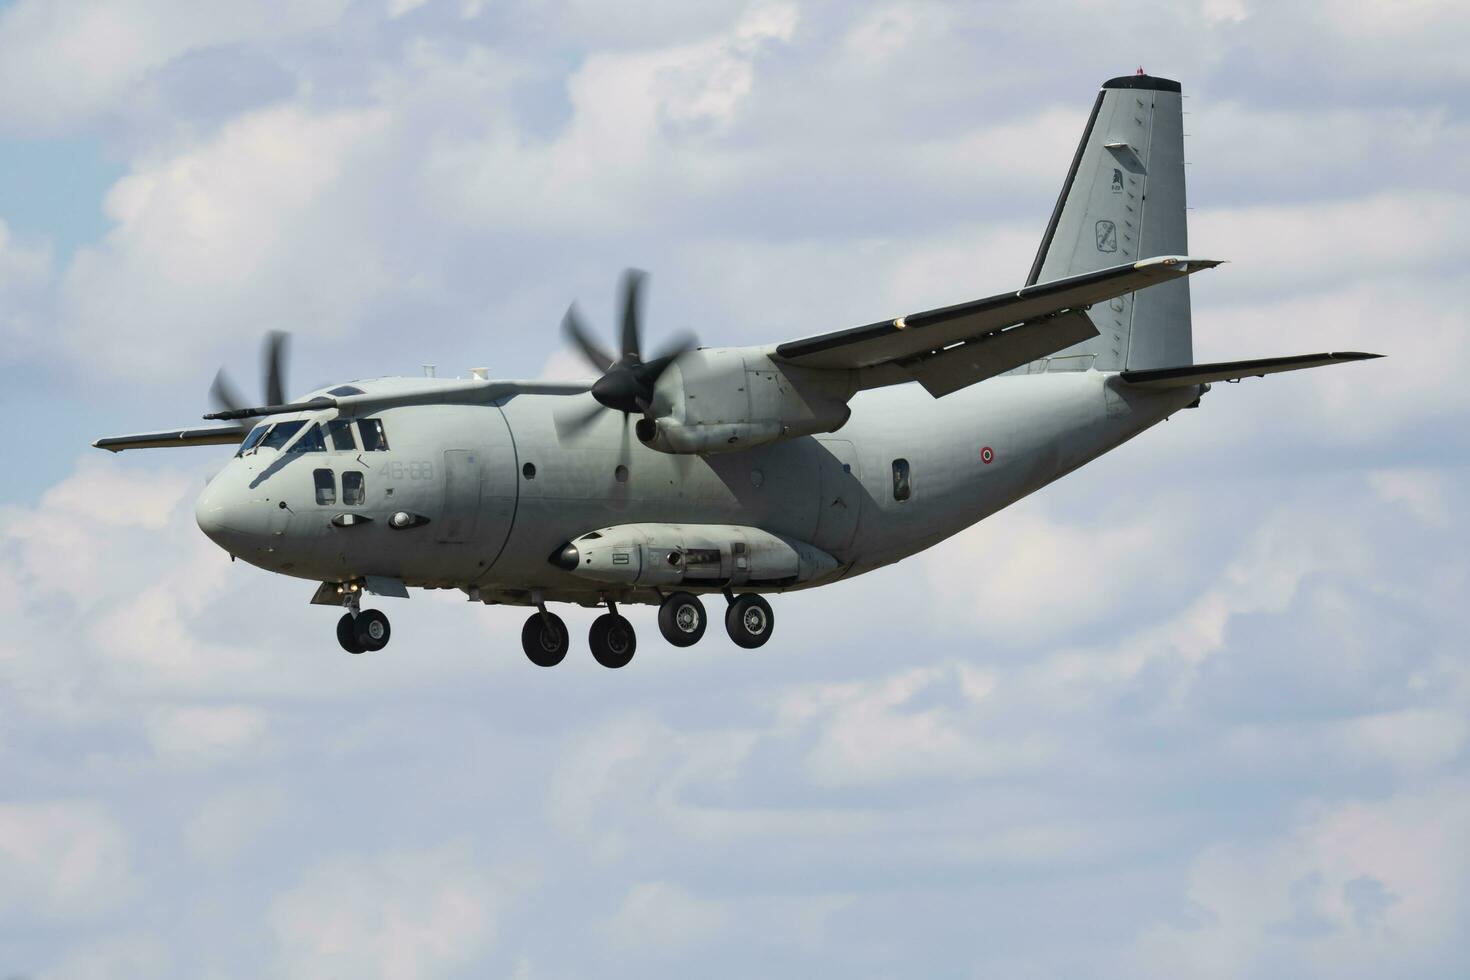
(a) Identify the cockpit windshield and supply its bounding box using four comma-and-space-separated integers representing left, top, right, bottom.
236, 423, 270, 456
286, 423, 327, 454
258, 420, 306, 451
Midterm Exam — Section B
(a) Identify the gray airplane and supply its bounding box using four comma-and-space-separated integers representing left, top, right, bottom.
95, 73, 1377, 668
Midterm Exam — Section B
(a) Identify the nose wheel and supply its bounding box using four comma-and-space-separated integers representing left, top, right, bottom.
337, 609, 391, 653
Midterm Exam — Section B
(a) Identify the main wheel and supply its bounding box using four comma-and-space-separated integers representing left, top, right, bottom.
725, 594, 774, 649
589, 613, 637, 669
337, 613, 366, 654
353, 608, 391, 652
658, 592, 707, 648
521, 612, 570, 667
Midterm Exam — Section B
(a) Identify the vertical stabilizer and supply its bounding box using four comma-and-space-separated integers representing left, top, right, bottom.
1024, 74, 1191, 371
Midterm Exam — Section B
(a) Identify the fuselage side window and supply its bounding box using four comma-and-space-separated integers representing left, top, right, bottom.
313, 468, 336, 505
259, 420, 306, 451
357, 419, 389, 451
287, 423, 327, 454
342, 471, 365, 506
236, 423, 270, 456
892, 458, 911, 502
326, 418, 357, 452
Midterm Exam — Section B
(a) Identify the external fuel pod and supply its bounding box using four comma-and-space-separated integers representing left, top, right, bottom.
553, 523, 840, 589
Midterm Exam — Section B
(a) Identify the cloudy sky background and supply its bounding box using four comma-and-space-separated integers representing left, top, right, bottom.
2, 0, 1467, 976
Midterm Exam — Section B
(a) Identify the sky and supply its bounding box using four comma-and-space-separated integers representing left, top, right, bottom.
1, 0, 1467, 977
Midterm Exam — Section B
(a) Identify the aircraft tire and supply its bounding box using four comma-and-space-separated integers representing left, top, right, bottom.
725, 594, 774, 649
337, 613, 366, 654
353, 609, 391, 652
658, 592, 707, 647
522, 612, 570, 667
589, 613, 636, 669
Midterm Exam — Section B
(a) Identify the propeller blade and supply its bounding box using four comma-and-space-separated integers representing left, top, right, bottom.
562, 305, 614, 373
263, 330, 289, 407
554, 395, 607, 442
651, 329, 698, 364
209, 369, 250, 423
618, 268, 645, 362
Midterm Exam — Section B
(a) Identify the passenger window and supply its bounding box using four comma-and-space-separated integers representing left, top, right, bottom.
342, 471, 365, 506
326, 418, 357, 451
287, 423, 327, 453
313, 469, 336, 505
892, 458, 911, 502
236, 423, 269, 456
357, 418, 389, 451
259, 420, 305, 451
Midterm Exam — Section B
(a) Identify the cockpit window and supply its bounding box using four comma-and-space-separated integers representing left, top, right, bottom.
236, 423, 269, 456
286, 423, 327, 454
326, 418, 356, 452
357, 418, 389, 451
259, 420, 306, 451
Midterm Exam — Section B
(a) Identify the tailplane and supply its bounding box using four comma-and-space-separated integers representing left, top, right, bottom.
1118, 352, 1381, 390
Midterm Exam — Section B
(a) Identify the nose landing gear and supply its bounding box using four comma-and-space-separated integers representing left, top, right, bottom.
334, 587, 391, 654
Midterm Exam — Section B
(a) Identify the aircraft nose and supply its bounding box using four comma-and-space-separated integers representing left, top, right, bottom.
194, 471, 258, 552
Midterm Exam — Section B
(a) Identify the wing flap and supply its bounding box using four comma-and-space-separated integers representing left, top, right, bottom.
1118, 352, 1382, 389
93, 426, 245, 453
902, 310, 1099, 397
774, 255, 1222, 373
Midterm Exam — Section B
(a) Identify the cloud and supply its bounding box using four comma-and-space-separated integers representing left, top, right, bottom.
598, 881, 729, 954
267, 842, 514, 980
0, 0, 352, 134
183, 784, 289, 865
0, 802, 136, 921
1135, 781, 1470, 979
145, 704, 273, 765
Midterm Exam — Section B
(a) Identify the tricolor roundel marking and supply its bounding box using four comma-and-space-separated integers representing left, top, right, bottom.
981, 446, 995, 465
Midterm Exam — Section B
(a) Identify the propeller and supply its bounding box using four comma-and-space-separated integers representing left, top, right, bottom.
209, 330, 290, 431
558, 270, 696, 442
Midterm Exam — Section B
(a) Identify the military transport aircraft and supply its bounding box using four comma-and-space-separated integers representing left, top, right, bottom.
95, 73, 1377, 668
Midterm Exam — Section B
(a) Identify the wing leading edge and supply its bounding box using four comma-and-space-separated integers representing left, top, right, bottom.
773, 256, 1223, 396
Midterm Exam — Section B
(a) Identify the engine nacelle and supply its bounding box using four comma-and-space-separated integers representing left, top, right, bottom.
637, 348, 851, 455
556, 523, 840, 588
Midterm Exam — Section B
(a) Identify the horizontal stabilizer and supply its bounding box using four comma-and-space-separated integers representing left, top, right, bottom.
93, 425, 245, 453
1118, 351, 1381, 389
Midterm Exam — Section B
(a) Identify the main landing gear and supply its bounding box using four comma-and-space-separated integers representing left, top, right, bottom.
517, 590, 775, 668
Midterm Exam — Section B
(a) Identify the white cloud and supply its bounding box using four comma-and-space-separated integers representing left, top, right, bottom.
1135, 782, 1470, 978
145, 704, 273, 765
0, 0, 352, 133
598, 881, 729, 954
0, 802, 136, 920
183, 784, 290, 864
36, 933, 168, 980
1367, 468, 1452, 527
267, 842, 514, 980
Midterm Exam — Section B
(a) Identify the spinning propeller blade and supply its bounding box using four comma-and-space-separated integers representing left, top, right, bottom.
560, 268, 696, 421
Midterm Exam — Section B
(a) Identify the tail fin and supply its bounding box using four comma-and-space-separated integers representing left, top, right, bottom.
1025, 73, 1191, 371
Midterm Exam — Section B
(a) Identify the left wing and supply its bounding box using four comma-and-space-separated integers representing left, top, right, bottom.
94, 426, 246, 453
773, 255, 1223, 396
